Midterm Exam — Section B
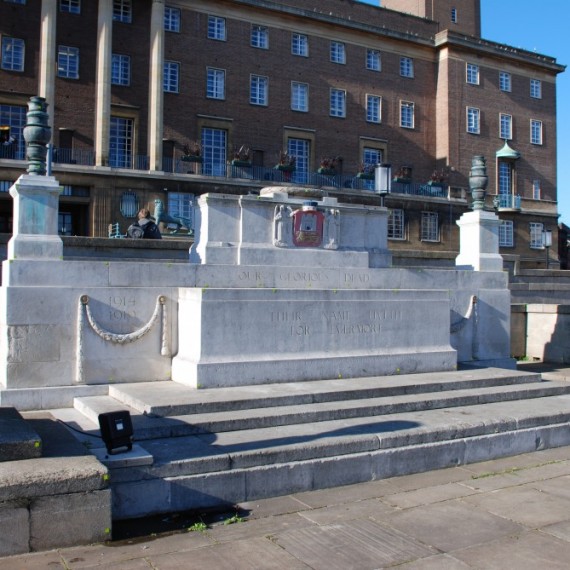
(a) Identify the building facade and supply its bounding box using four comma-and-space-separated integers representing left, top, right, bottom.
0, 0, 564, 268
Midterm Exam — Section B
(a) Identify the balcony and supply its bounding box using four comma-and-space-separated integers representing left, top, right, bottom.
494, 194, 522, 211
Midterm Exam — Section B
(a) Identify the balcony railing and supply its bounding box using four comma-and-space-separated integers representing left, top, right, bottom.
1, 148, 449, 199
494, 194, 522, 210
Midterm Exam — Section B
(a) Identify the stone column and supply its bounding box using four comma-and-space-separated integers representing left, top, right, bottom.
7, 97, 63, 263
94, 0, 113, 166
39, 0, 57, 132
148, 0, 165, 171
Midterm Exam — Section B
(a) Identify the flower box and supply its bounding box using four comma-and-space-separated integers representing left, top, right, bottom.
231, 159, 252, 167
275, 164, 295, 172
393, 177, 411, 184
356, 172, 374, 180
181, 155, 203, 163
318, 168, 336, 175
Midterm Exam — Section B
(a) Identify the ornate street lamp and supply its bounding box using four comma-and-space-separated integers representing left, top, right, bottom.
542, 228, 552, 269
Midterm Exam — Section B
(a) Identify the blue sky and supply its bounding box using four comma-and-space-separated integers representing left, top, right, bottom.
360, 0, 569, 225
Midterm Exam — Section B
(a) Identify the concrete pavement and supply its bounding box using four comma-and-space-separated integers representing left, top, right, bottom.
3, 444, 570, 569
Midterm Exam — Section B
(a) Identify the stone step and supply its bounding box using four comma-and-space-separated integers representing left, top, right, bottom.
107, 367, 539, 417
73, 376, 570, 441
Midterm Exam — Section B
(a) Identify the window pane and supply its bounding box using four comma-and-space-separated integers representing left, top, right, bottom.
531, 79, 542, 99
466, 63, 479, 85
113, 0, 132, 23
529, 222, 544, 249
57, 45, 79, 78
533, 180, 541, 200
330, 41, 345, 64
366, 49, 381, 71
250, 75, 268, 106
330, 89, 346, 117
288, 138, 309, 183
400, 101, 414, 128
291, 82, 308, 112
531, 119, 542, 145
60, 0, 80, 14
388, 209, 405, 240
164, 7, 180, 32
168, 192, 194, 224
1, 37, 25, 71
400, 57, 413, 77
499, 71, 511, 92
500, 113, 512, 139
366, 95, 381, 123
498, 161, 511, 195
499, 220, 513, 247
207, 68, 225, 99
111, 54, 130, 85
251, 25, 268, 49
467, 107, 480, 134
421, 212, 439, 242
291, 33, 308, 56
201, 127, 227, 176
109, 116, 133, 168
208, 16, 226, 40
0, 103, 26, 159
164, 61, 179, 93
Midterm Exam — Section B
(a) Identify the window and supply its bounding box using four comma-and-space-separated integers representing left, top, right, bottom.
533, 180, 541, 200
388, 209, 405, 240
500, 113, 512, 139
530, 78, 542, 99
330, 41, 346, 64
201, 127, 227, 176
111, 54, 130, 86
4, 0, 25, 3
421, 212, 439, 242
366, 95, 381, 123
208, 16, 226, 40
251, 25, 268, 49
366, 49, 381, 71
451, 7, 458, 23
168, 193, 194, 228
163, 60, 179, 93
498, 161, 512, 196
60, 0, 80, 14
400, 101, 414, 128
59, 212, 73, 236
499, 220, 514, 247
120, 191, 138, 217
330, 89, 346, 118
291, 82, 309, 112
1, 37, 24, 71
206, 67, 225, 99
530, 222, 544, 249
0, 103, 26, 160
109, 116, 133, 168
291, 33, 308, 57
499, 71, 511, 92
467, 107, 480, 134
113, 0, 132, 23
466, 63, 479, 85
250, 75, 268, 106
164, 7, 180, 32
400, 57, 413, 78
288, 138, 310, 183
57, 45, 79, 79
531, 119, 543, 145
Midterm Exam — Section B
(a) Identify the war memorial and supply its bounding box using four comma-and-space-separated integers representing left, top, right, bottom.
2, 98, 570, 555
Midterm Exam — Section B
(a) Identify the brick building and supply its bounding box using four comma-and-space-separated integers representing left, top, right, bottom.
0, 0, 565, 268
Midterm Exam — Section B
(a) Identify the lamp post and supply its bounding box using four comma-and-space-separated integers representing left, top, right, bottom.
375, 163, 391, 207
542, 228, 552, 269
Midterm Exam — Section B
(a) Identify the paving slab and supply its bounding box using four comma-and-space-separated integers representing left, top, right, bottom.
271, 519, 436, 570
381, 501, 525, 552
452, 529, 570, 569
297, 497, 395, 525
392, 554, 472, 569
381, 481, 480, 509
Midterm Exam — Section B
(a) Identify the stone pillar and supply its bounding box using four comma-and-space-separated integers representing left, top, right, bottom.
7, 97, 63, 262
39, 0, 57, 132
148, 0, 165, 171
94, 0, 113, 167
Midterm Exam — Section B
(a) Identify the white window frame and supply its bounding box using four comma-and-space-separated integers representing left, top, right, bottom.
291, 81, 309, 112
500, 113, 512, 140
400, 57, 414, 78
531, 119, 543, 145
388, 209, 405, 240
164, 6, 180, 33
366, 49, 381, 71
250, 74, 268, 106
291, 33, 308, 57
163, 60, 179, 93
113, 0, 132, 24
111, 53, 130, 86
330, 41, 346, 64
330, 88, 346, 118
499, 71, 511, 92
207, 15, 226, 41
466, 63, 479, 85
1, 37, 25, 72
467, 106, 480, 134
400, 100, 414, 129
529, 222, 544, 249
530, 78, 542, 99
532, 180, 541, 200
499, 220, 514, 247
206, 67, 225, 99
251, 25, 269, 49
421, 212, 440, 242
366, 94, 381, 123
57, 45, 79, 79
60, 0, 80, 14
